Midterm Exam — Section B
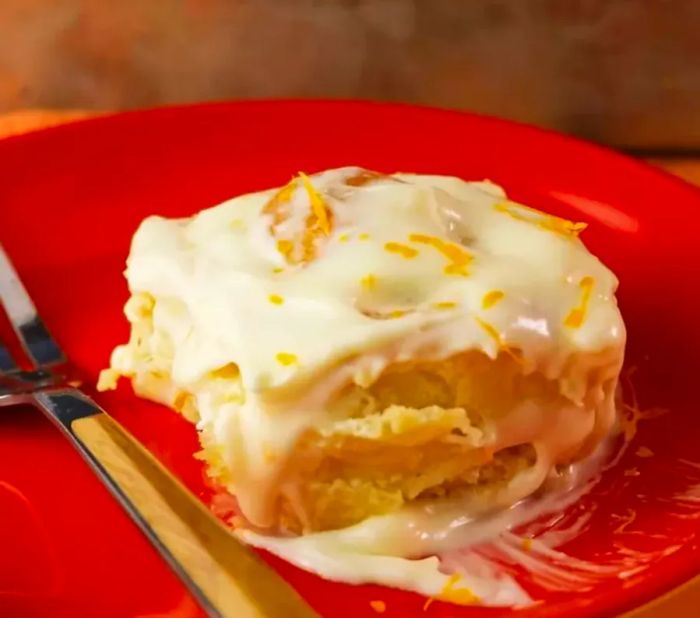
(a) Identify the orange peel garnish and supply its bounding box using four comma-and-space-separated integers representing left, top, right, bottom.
635, 446, 654, 458
564, 276, 595, 328
475, 317, 524, 366
384, 242, 418, 259
494, 200, 587, 238
298, 172, 331, 235
263, 173, 334, 265
423, 574, 480, 610
360, 274, 377, 290
409, 233, 472, 276
360, 307, 410, 320
482, 290, 504, 309
475, 316, 503, 347
369, 600, 386, 613
275, 352, 298, 366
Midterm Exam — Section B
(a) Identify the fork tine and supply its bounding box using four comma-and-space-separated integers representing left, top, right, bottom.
0, 244, 65, 367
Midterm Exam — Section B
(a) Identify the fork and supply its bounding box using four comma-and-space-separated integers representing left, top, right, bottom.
0, 243, 317, 618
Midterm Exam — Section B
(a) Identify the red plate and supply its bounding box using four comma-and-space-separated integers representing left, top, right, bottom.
1, 101, 699, 618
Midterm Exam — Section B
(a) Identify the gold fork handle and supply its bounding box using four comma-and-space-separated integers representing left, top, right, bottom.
35, 389, 317, 618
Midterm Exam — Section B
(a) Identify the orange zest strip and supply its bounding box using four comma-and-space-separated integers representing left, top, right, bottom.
263, 180, 296, 221
433, 301, 457, 310
475, 316, 503, 347
384, 242, 418, 259
360, 307, 410, 320
275, 352, 298, 366
439, 574, 480, 605
423, 574, 480, 609
494, 200, 587, 237
263, 173, 334, 265
369, 600, 386, 613
408, 233, 472, 276
475, 317, 524, 366
298, 172, 331, 235
482, 290, 504, 309
360, 274, 377, 290
564, 276, 595, 328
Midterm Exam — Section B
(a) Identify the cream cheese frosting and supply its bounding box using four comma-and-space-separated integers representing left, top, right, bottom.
100, 167, 625, 605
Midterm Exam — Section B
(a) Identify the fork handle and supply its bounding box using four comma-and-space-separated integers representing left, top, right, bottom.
34, 389, 316, 618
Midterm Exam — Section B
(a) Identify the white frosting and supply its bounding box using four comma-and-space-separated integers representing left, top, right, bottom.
108, 167, 626, 605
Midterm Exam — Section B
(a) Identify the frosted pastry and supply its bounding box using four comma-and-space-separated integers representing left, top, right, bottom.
99, 167, 625, 605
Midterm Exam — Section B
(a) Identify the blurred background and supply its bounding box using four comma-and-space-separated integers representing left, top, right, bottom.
0, 0, 698, 152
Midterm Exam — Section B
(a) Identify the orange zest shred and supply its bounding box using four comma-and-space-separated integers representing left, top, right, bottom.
384, 241, 418, 259
276, 239, 295, 262
275, 352, 298, 366
482, 290, 504, 309
433, 301, 457, 310
475, 317, 524, 366
369, 600, 386, 614
635, 446, 654, 458
277, 178, 298, 203
423, 574, 480, 610
263, 181, 296, 224
564, 276, 595, 328
443, 261, 468, 275
521, 537, 534, 551
475, 316, 503, 347
494, 200, 587, 237
409, 233, 472, 276
263, 173, 334, 265
298, 172, 331, 235
360, 307, 411, 320
361, 274, 377, 290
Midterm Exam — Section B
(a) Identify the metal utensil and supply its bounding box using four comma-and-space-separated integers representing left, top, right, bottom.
0, 243, 316, 618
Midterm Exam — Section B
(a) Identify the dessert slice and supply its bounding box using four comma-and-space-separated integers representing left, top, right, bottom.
99, 167, 625, 602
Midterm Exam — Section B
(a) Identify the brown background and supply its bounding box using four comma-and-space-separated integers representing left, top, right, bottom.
1, 0, 699, 151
